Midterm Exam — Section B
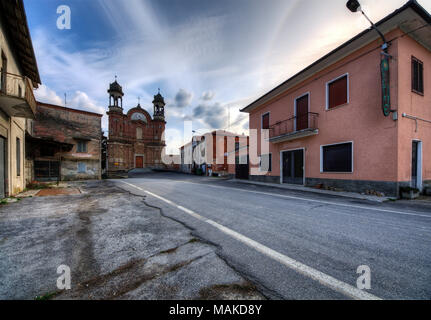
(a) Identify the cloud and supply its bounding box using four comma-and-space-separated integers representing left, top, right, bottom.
34, 84, 63, 105
201, 90, 215, 101
174, 89, 193, 108
192, 102, 227, 130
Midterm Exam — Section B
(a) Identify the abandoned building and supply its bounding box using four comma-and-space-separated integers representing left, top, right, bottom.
26, 102, 103, 182
0, 0, 41, 197
106, 79, 166, 174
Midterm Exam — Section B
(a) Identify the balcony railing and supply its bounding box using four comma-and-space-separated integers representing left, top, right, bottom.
269, 112, 319, 143
0, 71, 36, 118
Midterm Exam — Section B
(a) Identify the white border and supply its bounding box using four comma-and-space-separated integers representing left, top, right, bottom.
412, 140, 423, 191
320, 141, 354, 174
294, 92, 310, 131
280, 147, 305, 185
326, 73, 349, 110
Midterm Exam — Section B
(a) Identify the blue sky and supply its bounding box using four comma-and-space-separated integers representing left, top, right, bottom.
24, 0, 431, 153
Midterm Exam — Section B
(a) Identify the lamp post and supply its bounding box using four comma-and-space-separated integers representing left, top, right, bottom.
346, 0, 394, 118
346, 0, 388, 52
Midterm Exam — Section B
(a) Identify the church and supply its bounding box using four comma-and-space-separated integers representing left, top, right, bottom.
106, 78, 166, 174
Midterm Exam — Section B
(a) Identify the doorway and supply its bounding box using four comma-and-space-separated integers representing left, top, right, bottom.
0, 136, 5, 198
235, 155, 249, 180
135, 156, 144, 169
295, 94, 309, 131
282, 149, 304, 185
412, 141, 422, 190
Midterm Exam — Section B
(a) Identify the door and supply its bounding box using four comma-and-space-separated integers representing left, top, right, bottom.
235, 156, 249, 180
412, 141, 422, 189
296, 95, 309, 131
135, 156, 144, 168
282, 150, 304, 185
0, 137, 5, 199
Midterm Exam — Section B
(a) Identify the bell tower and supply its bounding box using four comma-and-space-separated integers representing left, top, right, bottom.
153, 89, 165, 121
108, 76, 124, 113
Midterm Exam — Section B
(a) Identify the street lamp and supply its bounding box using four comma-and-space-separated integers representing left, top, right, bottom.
346, 0, 394, 118
346, 0, 388, 52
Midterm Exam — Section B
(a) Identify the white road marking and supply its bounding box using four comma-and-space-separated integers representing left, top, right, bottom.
120, 181, 382, 300
167, 180, 431, 219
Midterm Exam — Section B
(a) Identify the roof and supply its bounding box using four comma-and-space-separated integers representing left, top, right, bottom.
0, 0, 41, 85
37, 102, 103, 118
241, 0, 431, 113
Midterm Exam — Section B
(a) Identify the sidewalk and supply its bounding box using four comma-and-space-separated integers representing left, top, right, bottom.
229, 179, 392, 203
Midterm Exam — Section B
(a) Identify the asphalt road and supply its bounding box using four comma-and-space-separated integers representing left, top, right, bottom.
117, 172, 431, 300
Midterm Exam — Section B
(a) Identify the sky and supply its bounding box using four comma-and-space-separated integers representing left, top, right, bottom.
24, 0, 431, 154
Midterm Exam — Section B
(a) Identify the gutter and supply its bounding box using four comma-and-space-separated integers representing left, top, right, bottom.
402, 113, 431, 132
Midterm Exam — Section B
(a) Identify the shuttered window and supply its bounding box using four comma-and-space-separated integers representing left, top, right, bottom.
321, 143, 353, 173
78, 162, 86, 173
412, 57, 424, 94
262, 113, 270, 130
327, 75, 348, 109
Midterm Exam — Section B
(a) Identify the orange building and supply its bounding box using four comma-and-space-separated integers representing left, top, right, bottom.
241, 1, 431, 197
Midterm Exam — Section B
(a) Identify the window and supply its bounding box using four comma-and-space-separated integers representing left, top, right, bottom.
78, 162, 86, 173
136, 127, 143, 140
76, 141, 87, 153
235, 142, 240, 151
262, 113, 270, 130
260, 154, 272, 172
16, 138, 21, 176
321, 142, 353, 173
327, 74, 348, 109
412, 57, 424, 94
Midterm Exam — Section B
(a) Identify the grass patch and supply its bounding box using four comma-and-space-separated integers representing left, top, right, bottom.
26, 182, 55, 190
35, 291, 58, 300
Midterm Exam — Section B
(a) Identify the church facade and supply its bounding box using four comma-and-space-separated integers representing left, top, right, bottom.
106, 79, 166, 174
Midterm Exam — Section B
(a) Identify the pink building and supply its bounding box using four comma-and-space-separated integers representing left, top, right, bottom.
242, 1, 431, 197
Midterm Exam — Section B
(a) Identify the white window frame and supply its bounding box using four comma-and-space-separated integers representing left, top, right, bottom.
320, 141, 354, 174
412, 139, 423, 191
294, 92, 310, 131
326, 73, 349, 110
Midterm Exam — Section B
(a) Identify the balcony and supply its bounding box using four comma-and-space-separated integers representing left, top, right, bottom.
269, 112, 319, 143
0, 71, 36, 118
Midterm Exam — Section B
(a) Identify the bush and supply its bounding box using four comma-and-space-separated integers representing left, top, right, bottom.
400, 186, 420, 193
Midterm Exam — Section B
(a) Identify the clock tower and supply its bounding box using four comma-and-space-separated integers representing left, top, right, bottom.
106, 78, 166, 175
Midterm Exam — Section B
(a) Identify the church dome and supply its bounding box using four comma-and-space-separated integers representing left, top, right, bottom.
152, 91, 165, 105
108, 80, 124, 95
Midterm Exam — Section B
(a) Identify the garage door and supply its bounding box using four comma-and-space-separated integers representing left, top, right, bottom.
35, 160, 60, 181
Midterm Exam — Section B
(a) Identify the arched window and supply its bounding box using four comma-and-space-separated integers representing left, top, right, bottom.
136, 127, 143, 140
